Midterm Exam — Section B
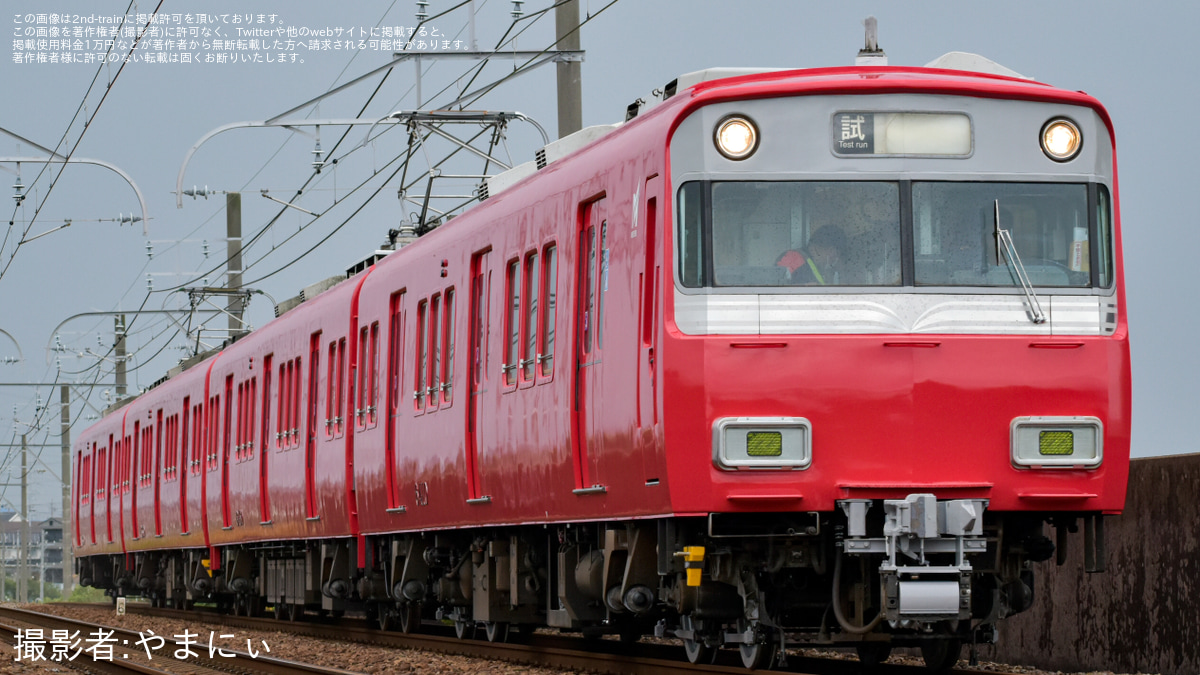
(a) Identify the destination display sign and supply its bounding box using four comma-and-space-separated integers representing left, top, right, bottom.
832, 112, 972, 157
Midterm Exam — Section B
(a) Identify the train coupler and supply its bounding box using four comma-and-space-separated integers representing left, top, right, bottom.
838, 494, 988, 624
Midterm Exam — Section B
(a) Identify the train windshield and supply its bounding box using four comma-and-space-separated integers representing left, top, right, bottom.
676, 181, 1113, 290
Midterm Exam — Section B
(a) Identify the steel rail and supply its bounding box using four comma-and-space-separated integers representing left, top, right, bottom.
0, 606, 360, 675
106, 602, 1016, 675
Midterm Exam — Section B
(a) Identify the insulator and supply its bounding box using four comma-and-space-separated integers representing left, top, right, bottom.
146, 274, 153, 291
202, 240, 210, 258
511, 1, 524, 18
145, 240, 153, 258
312, 134, 324, 172
416, 0, 428, 21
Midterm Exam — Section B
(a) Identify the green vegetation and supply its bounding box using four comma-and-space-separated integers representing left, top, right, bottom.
63, 584, 107, 603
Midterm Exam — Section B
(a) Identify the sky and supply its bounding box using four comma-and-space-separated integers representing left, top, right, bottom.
1, 0, 1195, 518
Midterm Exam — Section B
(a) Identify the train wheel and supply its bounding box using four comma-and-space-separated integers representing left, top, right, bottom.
737, 619, 777, 671
375, 604, 392, 631
683, 638, 716, 665
681, 616, 717, 665
483, 621, 509, 643
856, 643, 892, 666
920, 638, 961, 673
397, 602, 421, 634
453, 619, 474, 640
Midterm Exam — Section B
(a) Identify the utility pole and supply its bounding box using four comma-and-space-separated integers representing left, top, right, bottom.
0, 505, 5, 601
114, 315, 127, 399
59, 385, 72, 597
554, 0, 583, 138
19, 434, 27, 604
226, 192, 245, 338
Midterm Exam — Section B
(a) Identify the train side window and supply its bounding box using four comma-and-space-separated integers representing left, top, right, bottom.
240, 382, 249, 459
277, 362, 287, 449
415, 299, 427, 411
598, 221, 608, 348
357, 326, 369, 429
539, 243, 557, 379
504, 258, 520, 387
521, 252, 538, 384
248, 376, 257, 459
429, 293, 441, 409
125, 435, 132, 493
210, 395, 221, 471
180, 401, 189, 480
236, 382, 244, 460
388, 292, 405, 427
191, 404, 202, 474
442, 289, 454, 404
164, 415, 174, 480
583, 224, 596, 355
98, 439, 108, 498
261, 357, 272, 455
336, 337, 347, 434
677, 182, 705, 287
81, 453, 90, 504
292, 357, 302, 448
326, 342, 336, 437
369, 321, 380, 424
162, 418, 170, 480
1096, 185, 1114, 288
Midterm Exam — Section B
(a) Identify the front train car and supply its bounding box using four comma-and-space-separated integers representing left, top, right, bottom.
657, 65, 1129, 668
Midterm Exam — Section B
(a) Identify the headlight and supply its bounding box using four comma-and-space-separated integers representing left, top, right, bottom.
1011, 416, 1103, 469
714, 115, 759, 160
713, 417, 811, 470
1040, 118, 1082, 162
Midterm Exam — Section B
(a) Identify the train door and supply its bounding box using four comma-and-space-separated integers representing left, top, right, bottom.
180, 398, 190, 533
572, 198, 607, 491
466, 250, 491, 500
132, 421, 140, 538
155, 409, 163, 536
222, 375, 233, 529
386, 292, 405, 510
638, 176, 662, 480
307, 333, 321, 519
260, 356, 272, 522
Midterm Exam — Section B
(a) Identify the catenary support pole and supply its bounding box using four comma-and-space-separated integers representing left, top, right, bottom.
115, 316, 127, 399
555, 0, 582, 138
19, 434, 28, 603
226, 193, 245, 337
60, 385, 72, 597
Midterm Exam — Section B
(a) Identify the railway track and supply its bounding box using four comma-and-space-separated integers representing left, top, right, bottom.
0, 605, 361, 675
68, 602, 1022, 675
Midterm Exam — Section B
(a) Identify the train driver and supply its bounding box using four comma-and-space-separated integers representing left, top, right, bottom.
776, 225, 847, 285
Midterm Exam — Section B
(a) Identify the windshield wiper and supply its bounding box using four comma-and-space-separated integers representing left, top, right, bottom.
993, 199, 1046, 324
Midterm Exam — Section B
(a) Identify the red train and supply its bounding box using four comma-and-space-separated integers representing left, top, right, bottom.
73, 57, 1130, 671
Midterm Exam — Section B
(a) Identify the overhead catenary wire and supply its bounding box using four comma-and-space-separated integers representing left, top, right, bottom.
5, 1, 620, 480
0, 1, 166, 282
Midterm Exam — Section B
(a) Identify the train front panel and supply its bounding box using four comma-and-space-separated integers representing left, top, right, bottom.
656, 68, 1129, 650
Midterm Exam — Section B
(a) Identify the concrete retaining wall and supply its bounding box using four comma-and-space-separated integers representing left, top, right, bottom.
983, 453, 1200, 675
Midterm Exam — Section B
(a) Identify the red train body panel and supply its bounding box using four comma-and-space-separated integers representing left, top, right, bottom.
73, 63, 1130, 667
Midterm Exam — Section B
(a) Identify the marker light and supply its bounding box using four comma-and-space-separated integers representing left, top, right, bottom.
1041, 118, 1082, 161
714, 115, 759, 160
